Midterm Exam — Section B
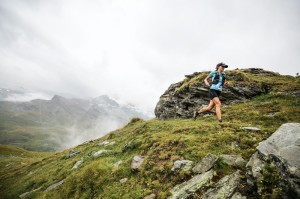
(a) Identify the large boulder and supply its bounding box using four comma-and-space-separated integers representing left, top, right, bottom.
171, 160, 193, 172
168, 169, 213, 199
131, 155, 144, 171
192, 154, 218, 174
155, 69, 267, 119
247, 123, 300, 198
203, 170, 241, 199
45, 180, 64, 191
221, 154, 247, 169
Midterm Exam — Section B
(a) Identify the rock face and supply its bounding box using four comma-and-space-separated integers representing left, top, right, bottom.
45, 180, 64, 191
192, 154, 218, 174
221, 154, 247, 169
241, 127, 261, 132
71, 158, 83, 170
155, 69, 267, 119
66, 150, 81, 158
204, 170, 241, 199
247, 123, 300, 198
143, 193, 156, 199
171, 160, 193, 172
168, 169, 213, 199
131, 155, 144, 171
19, 187, 42, 198
92, 149, 111, 157
119, 178, 128, 183
114, 160, 123, 168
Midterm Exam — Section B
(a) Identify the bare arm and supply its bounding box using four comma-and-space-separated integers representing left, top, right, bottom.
204, 75, 210, 87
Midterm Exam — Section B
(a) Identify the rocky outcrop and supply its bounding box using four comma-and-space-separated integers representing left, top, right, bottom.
143, 193, 156, 199
97, 140, 116, 146
19, 187, 42, 198
155, 69, 268, 119
247, 123, 300, 198
66, 150, 81, 158
131, 155, 144, 171
168, 169, 213, 199
71, 158, 83, 170
114, 160, 123, 168
119, 178, 128, 183
203, 170, 241, 199
221, 154, 247, 169
171, 160, 193, 172
45, 180, 64, 191
192, 154, 218, 174
241, 127, 261, 132
91, 149, 111, 157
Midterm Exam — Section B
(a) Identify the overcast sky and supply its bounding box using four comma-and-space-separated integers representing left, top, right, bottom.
0, 0, 299, 114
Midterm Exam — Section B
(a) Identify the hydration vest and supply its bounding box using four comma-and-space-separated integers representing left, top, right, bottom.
212, 72, 226, 86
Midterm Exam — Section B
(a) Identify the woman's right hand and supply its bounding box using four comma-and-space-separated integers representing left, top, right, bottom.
205, 82, 210, 87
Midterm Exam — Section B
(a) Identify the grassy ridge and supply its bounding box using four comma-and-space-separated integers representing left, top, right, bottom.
0, 92, 299, 198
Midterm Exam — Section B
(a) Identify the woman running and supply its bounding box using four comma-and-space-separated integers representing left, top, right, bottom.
193, 62, 228, 122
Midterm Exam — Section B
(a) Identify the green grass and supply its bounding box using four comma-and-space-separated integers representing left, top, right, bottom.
0, 92, 299, 199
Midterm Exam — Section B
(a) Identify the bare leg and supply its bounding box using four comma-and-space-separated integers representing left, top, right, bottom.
198, 100, 215, 113
193, 100, 216, 120
212, 97, 222, 121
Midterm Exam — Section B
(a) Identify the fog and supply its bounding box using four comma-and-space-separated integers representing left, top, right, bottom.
1, 0, 299, 115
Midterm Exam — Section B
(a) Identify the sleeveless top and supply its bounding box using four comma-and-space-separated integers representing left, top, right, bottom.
209, 71, 226, 91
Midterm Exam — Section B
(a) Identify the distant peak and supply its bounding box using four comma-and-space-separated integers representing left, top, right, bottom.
51, 95, 65, 101
92, 95, 119, 107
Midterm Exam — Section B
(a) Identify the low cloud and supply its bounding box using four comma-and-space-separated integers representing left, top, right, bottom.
0, 0, 299, 114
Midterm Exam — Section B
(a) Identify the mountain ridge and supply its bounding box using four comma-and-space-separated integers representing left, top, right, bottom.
0, 68, 299, 198
0, 94, 150, 151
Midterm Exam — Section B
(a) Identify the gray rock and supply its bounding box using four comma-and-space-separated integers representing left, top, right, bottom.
168, 169, 213, 199
241, 127, 261, 132
265, 112, 280, 117
45, 180, 64, 191
192, 154, 218, 174
98, 140, 116, 146
92, 149, 111, 157
66, 150, 81, 158
257, 123, 300, 166
97, 140, 110, 146
248, 123, 300, 197
114, 160, 123, 168
19, 187, 42, 198
230, 192, 246, 199
19, 192, 30, 198
108, 141, 116, 146
246, 151, 265, 179
131, 155, 144, 171
221, 154, 247, 169
71, 158, 83, 170
143, 193, 156, 199
204, 170, 241, 199
120, 178, 128, 183
154, 70, 265, 119
171, 160, 193, 172
122, 140, 133, 152
295, 138, 300, 146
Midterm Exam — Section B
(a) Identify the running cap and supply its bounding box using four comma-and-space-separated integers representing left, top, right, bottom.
217, 62, 228, 68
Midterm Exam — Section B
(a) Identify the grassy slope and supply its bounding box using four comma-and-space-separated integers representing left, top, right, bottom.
0, 70, 299, 199
1, 93, 299, 199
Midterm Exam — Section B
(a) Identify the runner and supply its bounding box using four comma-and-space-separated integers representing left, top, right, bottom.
193, 62, 228, 122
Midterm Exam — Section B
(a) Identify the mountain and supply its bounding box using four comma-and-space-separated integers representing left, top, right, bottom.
0, 68, 299, 199
0, 94, 150, 152
0, 87, 26, 101
155, 68, 300, 119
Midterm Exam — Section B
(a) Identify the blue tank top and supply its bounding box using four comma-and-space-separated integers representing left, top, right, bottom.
209, 71, 226, 91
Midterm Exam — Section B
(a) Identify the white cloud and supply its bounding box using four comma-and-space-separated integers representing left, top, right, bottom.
0, 0, 299, 114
